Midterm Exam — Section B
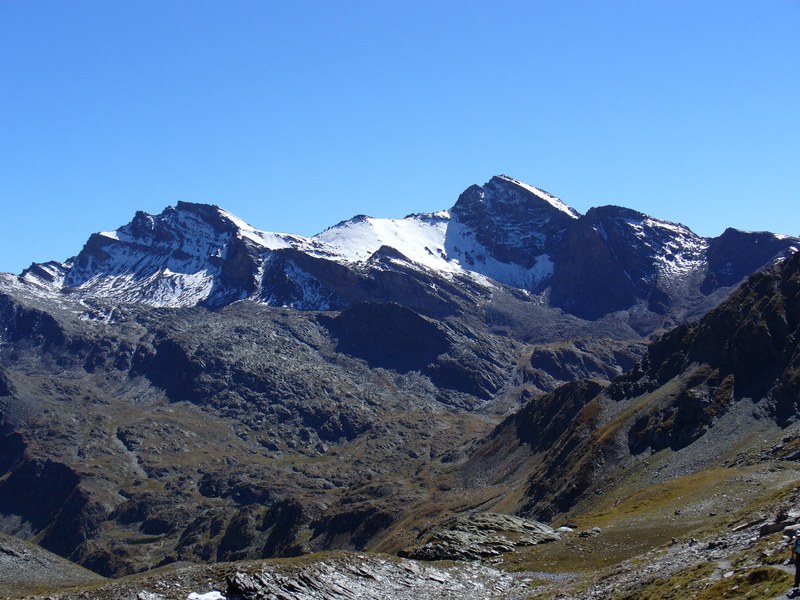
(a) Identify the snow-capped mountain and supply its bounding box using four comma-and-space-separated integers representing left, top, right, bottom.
8, 175, 799, 323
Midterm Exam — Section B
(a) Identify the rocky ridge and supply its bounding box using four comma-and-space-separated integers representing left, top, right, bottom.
5, 552, 532, 600
0, 531, 105, 594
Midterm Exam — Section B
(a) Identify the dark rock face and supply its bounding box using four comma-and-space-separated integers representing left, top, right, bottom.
0, 459, 80, 536
206, 235, 260, 307
0, 455, 111, 572
0, 294, 65, 347
518, 390, 609, 520
450, 176, 577, 268
41, 486, 110, 565
257, 249, 351, 311
310, 505, 396, 550
0, 369, 13, 397
0, 432, 24, 474
132, 336, 211, 403
322, 302, 516, 402
510, 380, 605, 454
549, 208, 641, 318
216, 505, 269, 562
627, 379, 722, 454
259, 248, 481, 319
259, 499, 306, 557
549, 206, 703, 319
524, 340, 643, 392
322, 303, 450, 372
702, 228, 798, 294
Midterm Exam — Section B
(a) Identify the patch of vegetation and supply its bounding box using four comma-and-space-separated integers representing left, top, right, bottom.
587, 467, 738, 524
501, 525, 683, 575
614, 565, 790, 600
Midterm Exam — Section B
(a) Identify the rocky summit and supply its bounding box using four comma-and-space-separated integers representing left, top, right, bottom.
1, 175, 799, 599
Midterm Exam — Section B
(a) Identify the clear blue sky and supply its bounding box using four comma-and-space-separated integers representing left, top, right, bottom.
1, 1, 798, 274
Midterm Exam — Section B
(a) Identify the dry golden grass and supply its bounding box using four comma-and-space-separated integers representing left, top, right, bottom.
617, 565, 791, 600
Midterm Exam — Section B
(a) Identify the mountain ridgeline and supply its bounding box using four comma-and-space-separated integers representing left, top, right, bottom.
16, 175, 798, 325
0, 175, 798, 580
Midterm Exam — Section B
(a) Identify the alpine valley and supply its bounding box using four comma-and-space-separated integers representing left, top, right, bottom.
2, 175, 800, 599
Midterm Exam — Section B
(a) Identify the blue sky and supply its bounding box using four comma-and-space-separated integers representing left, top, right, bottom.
1, 1, 798, 274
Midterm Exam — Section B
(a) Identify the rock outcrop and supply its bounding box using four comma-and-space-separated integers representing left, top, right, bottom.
403, 512, 559, 561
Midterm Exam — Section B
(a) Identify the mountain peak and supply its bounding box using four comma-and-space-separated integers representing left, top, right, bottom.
96, 202, 244, 245
448, 176, 580, 267
491, 175, 580, 219
56, 202, 264, 306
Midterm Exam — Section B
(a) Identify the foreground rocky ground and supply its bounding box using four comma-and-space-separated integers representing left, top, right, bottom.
2, 552, 534, 600
4, 451, 800, 600
504, 450, 800, 599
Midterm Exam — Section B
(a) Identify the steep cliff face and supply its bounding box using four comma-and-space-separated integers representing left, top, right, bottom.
449, 175, 578, 269
702, 227, 799, 293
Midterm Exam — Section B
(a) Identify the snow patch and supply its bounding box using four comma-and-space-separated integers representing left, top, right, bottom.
620, 215, 708, 281
313, 213, 456, 273
313, 212, 554, 290
187, 592, 225, 600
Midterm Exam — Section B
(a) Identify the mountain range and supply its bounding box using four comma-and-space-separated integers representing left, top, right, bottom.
1, 175, 799, 598
14, 175, 797, 322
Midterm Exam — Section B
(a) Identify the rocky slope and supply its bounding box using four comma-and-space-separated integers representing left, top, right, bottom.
0, 293, 518, 576
460, 250, 800, 526
0, 532, 105, 596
